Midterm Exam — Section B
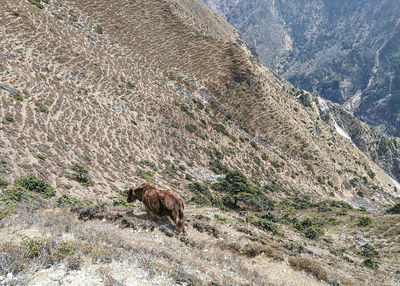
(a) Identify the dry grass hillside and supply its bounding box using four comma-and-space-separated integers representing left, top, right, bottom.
1, 0, 400, 285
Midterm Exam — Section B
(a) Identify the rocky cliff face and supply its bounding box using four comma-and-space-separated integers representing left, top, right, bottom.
204, 0, 400, 137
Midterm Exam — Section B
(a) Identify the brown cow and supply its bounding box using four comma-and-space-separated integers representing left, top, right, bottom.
127, 183, 186, 235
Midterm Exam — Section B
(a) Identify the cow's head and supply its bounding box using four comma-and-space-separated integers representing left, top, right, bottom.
126, 183, 148, 203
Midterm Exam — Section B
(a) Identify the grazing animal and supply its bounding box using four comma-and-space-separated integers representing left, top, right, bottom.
127, 183, 186, 235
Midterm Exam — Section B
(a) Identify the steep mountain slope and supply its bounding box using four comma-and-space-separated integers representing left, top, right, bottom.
203, 0, 400, 137
1, 0, 396, 207
1, 0, 400, 285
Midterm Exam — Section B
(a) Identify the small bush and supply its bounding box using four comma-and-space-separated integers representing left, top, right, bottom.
357, 190, 364, 198
209, 159, 229, 175
68, 164, 94, 186
37, 153, 46, 160
56, 194, 83, 207
13, 92, 24, 101
362, 258, 379, 270
94, 25, 103, 34
185, 124, 197, 133
358, 216, 372, 227
190, 194, 211, 206
168, 73, 176, 81
5, 114, 14, 122
0, 178, 8, 189
212, 123, 228, 135
214, 213, 230, 223
136, 168, 155, 183
360, 243, 379, 258
304, 226, 324, 240
27, 0, 44, 9
386, 203, 400, 214
35, 101, 49, 113
23, 238, 49, 259
250, 141, 258, 150
15, 174, 55, 198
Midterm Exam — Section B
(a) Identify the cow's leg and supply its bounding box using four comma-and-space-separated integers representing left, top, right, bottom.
170, 209, 181, 233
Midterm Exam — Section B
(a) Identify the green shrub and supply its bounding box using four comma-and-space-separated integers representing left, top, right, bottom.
27, 0, 44, 9
0, 178, 8, 189
261, 153, 268, 161
350, 178, 359, 188
136, 168, 155, 183
304, 226, 324, 240
247, 214, 284, 236
5, 114, 14, 122
209, 159, 229, 175
56, 194, 83, 207
139, 160, 158, 171
358, 216, 372, 227
23, 238, 48, 259
386, 203, 400, 214
362, 258, 379, 270
213, 170, 254, 206
68, 163, 94, 186
37, 153, 46, 160
13, 93, 24, 102
356, 191, 364, 197
113, 199, 128, 206
56, 242, 75, 257
168, 73, 176, 81
185, 124, 197, 133
15, 174, 55, 198
214, 214, 230, 223
94, 25, 103, 34
212, 123, 227, 134
127, 81, 135, 88
360, 243, 379, 258
180, 104, 194, 118
35, 101, 49, 113
190, 194, 211, 206
187, 182, 210, 195
250, 141, 258, 150
0, 186, 46, 219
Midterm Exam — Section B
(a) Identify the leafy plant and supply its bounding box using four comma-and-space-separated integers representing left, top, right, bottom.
15, 174, 55, 198
386, 203, 400, 214
68, 164, 94, 186
358, 216, 372, 227
56, 194, 84, 207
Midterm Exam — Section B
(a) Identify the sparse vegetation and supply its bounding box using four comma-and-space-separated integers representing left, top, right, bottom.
94, 25, 103, 34
358, 216, 372, 227
386, 203, 400, 214
136, 168, 155, 183
15, 174, 56, 198
185, 124, 197, 133
56, 194, 84, 207
27, 0, 44, 9
0, 178, 8, 189
288, 257, 328, 281
68, 163, 94, 186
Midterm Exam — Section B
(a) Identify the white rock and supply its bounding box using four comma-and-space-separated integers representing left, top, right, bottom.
6, 273, 12, 279
0, 276, 4, 281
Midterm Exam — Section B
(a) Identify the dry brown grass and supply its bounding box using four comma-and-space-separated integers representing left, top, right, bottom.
288, 257, 329, 282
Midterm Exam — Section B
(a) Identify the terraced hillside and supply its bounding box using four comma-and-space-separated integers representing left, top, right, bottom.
1, 0, 400, 285
1, 0, 397, 206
